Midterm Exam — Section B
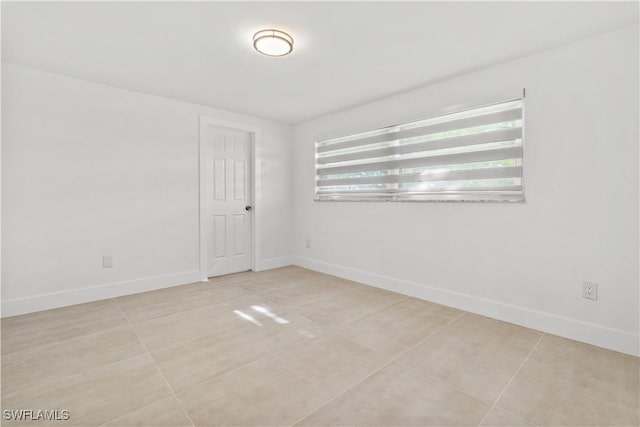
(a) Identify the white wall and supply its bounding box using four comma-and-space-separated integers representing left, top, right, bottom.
292, 26, 640, 356
1, 63, 293, 316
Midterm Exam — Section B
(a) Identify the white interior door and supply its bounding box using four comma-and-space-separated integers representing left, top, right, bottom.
202, 124, 252, 277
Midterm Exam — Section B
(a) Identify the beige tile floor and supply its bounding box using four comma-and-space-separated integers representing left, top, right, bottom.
1, 266, 638, 426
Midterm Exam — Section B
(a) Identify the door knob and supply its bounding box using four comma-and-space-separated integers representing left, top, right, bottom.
245, 205, 253, 211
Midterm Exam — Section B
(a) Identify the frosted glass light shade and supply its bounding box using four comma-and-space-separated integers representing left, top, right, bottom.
253, 29, 293, 56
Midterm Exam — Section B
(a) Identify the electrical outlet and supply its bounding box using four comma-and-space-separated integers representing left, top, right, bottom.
103, 255, 113, 268
305, 238, 311, 249
582, 282, 597, 300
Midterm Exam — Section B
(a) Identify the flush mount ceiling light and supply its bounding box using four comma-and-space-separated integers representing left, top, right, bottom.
253, 29, 293, 57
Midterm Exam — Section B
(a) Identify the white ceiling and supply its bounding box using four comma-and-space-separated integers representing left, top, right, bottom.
2, 1, 638, 124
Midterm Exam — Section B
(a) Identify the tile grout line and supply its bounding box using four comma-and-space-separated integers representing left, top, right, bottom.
118, 271, 387, 332
112, 298, 197, 427
152, 317, 341, 397
231, 275, 358, 310
403, 362, 496, 407
118, 306, 338, 400
123, 275, 402, 358
288, 311, 470, 426
106, 273, 515, 426
1, 300, 131, 358
150, 275, 538, 427
105, 276, 348, 401
262, 279, 380, 309
326, 302, 464, 346
115, 268, 315, 324
97, 396, 177, 427
476, 332, 545, 427
300, 294, 411, 334
295, 281, 465, 333
162, 294, 432, 401
121, 281, 265, 329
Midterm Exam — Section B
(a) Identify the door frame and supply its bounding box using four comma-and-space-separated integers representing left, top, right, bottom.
198, 116, 260, 281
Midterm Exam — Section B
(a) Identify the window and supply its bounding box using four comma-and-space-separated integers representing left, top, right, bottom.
315, 97, 524, 202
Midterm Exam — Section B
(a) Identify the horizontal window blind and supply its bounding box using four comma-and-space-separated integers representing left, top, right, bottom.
315, 98, 525, 202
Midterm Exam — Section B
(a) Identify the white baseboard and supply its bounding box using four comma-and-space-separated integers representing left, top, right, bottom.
1, 270, 201, 318
2, 253, 296, 318
293, 255, 639, 357
257, 255, 293, 272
